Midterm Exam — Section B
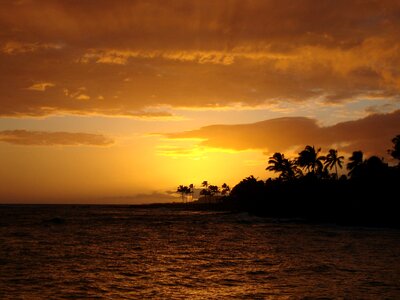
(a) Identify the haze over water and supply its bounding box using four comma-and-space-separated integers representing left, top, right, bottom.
1, 205, 399, 299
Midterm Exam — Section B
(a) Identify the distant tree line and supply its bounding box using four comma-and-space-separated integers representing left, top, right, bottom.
176, 181, 230, 203
176, 184, 194, 203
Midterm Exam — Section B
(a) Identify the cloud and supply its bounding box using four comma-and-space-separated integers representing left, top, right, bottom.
164, 110, 400, 158
124, 110, 178, 120
76, 94, 90, 100
27, 82, 55, 91
78, 48, 290, 66
0, 130, 114, 146
1, 41, 62, 54
1, 1, 400, 117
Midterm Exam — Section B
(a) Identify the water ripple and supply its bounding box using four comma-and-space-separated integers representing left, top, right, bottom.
0, 205, 399, 299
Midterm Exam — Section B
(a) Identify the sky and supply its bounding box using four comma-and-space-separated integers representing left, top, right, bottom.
1, 0, 400, 203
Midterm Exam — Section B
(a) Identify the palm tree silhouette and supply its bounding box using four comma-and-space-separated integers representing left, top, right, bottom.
284, 159, 303, 180
267, 152, 301, 180
347, 150, 364, 178
184, 186, 191, 203
189, 183, 194, 201
200, 181, 211, 203
266, 153, 286, 173
177, 185, 187, 202
297, 145, 325, 175
208, 185, 220, 196
221, 183, 230, 195
324, 149, 344, 179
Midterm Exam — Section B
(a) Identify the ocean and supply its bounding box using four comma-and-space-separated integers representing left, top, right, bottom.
0, 205, 399, 299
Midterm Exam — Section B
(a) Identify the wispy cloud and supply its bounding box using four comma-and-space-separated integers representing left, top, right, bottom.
0, 130, 114, 146
1, 41, 62, 54
27, 82, 55, 91
76, 94, 90, 100
78, 48, 294, 66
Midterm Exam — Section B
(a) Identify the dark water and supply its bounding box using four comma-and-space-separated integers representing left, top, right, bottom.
0, 205, 399, 299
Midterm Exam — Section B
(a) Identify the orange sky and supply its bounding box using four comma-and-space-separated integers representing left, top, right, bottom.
1, 0, 400, 203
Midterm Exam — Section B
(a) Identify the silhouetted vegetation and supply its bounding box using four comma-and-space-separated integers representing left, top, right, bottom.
176, 184, 193, 203
388, 134, 400, 163
219, 135, 400, 227
175, 135, 400, 227
176, 181, 230, 203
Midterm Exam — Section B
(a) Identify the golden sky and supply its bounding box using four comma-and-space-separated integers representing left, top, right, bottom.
1, 0, 400, 203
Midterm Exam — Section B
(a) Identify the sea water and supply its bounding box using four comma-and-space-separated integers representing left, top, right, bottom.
0, 205, 399, 299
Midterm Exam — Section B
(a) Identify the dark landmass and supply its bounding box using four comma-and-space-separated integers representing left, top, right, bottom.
168, 135, 400, 228
227, 175, 400, 228
130, 187, 400, 229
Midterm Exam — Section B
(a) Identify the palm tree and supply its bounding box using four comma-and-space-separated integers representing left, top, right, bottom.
177, 185, 187, 202
267, 152, 302, 180
189, 184, 194, 202
324, 149, 344, 179
177, 185, 193, 203
221, 183, 230, 195
202, 181, 208, 188
208, 185, 220, 196
297, 145, 325, 175
266, 152, 286, 173
347, 150, 364, 179
200, 189, 211, 197
183, 186, 191, 203
282, 159, 303, 180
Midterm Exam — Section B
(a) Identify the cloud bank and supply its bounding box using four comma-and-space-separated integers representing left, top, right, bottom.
0, 0, 399, 117
165, 110, 400, 158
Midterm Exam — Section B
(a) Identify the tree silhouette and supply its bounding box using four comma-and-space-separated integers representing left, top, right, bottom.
388, 135, 400, 164
297, 145, 325, 175
200, 181, 215, 203
364, 156, 388, 178
221, 183, 230, 195
208, 185, 220, 196
324, 149, 344, 179
230, 175, 265, 206
267, 152, 302, 180
266, 152, 286, 173
347, 151, 364, 179
189, 183, 194, 201
182, 135, 400, 226
177, 185, 190, 203
200, 188, 211, 197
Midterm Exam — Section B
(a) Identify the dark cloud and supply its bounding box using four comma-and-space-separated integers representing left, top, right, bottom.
0, 130, 113, 146
0, 0, 400, 116
165, 110, 400, 158
2, 0, 399, 49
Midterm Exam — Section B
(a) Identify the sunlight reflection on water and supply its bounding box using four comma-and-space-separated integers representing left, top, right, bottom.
0, 205, 399, 299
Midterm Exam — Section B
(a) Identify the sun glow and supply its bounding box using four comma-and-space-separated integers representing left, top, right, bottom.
1, 1, 400, 202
